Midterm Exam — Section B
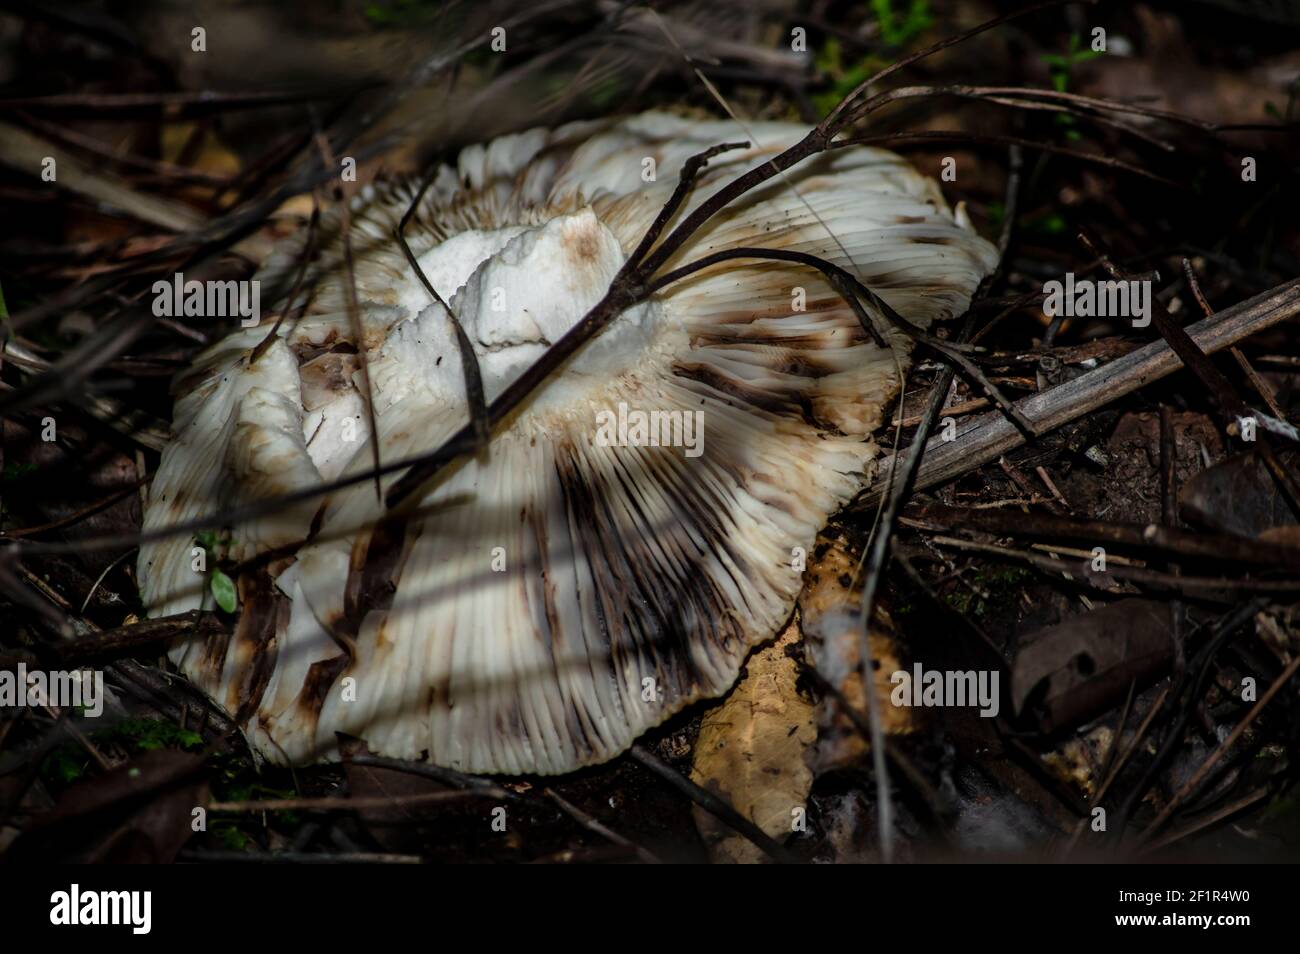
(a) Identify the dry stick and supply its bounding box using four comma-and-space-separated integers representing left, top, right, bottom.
0, 481, 144, 539
0, 88, 367, 114
1081, 235, 1300, 515
250, 195, 321, 364
1231, 348, 1289, 423
854, 277, 1300, 511
844, 83, 1270, 137
894, 397, 988, 427
1063, 686, 1170, 856
15, 113, 232, 186
628, 743, 796, 863
1181, 263, 1290, 425
850, 283, 997, 861
543, 787, 663, 864
925, 535, 1298, 597
23, 611, 220, 666
0, 567, 242, 755
627, 141, 752, 268
903, 503, 1300, 572
1139, 788, 1270, 855
1111, 600, 1266, 842
345, 752, 503, 794
313, 127, 385, 503
207, 789, 510, 813
1183, 263, 1296, 439
0, 120, 208, 235
395, 172, 490, 450
869, 371, 961, 862
178, 849, 421, 864
1159, 404, 1186, 678
832, 130, 1180, 188
1139, 653, 1300, 844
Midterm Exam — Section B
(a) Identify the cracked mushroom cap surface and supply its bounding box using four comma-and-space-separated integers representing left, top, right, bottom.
138, 111, 997, 775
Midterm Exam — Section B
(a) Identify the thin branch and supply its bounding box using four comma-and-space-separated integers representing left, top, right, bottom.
395, 170, 490, 450
853, 277, 1300, 511
1139, 653, 1300, 842
628, 743, 796, 863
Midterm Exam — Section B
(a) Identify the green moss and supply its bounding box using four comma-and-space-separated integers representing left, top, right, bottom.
944, 566, 1033, 620
105, 717, 205, 752
39, 717, 205, 789
871, 0, 932, 47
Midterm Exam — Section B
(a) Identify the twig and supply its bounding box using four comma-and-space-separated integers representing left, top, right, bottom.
924, 535, 1299, 597
1111, 600, 1265, 840
628, 743, 796, 863
1081, 236, 1300, 514
251, 195, 321, 364
312, 124, 384, 502
177, 849, 422, 864
854, 277, 1300, 510
344, 752, 502, 793
901, 502, 1300, 572
394, 171, 490, 450
1139, 654, 1300, 842
208, 789, 509, 813
833, 130, 1180, 188
1138, 788, 1270, 855
543, 787, 663, 864
1062, 686, 1168, 857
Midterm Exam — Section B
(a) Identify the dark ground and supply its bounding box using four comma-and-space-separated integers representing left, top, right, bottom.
0, 0, 1298, 863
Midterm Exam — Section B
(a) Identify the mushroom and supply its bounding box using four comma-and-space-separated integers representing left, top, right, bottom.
138, 112, 997, 775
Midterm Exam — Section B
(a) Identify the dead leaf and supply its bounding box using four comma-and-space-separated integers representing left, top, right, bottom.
1011, 598, 1172, 733
1180, 450, 1300, 538
800, 530, 914, 776
4, 750, 207, 863
689, 621, 814, 864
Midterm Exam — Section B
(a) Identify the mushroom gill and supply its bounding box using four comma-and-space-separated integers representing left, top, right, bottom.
138, 111, 998, 775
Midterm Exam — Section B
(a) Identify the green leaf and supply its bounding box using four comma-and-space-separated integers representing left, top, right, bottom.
210, 569, 238, 613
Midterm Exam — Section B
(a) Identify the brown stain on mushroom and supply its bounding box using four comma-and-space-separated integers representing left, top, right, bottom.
673, 359, 830, 432
296, 653, 351, 728
565, 222, 603, 262
229, 569, 288, 727
341, 515, 409, 636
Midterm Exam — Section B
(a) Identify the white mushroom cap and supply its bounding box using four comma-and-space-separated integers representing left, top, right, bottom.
139, 112, 997, 774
